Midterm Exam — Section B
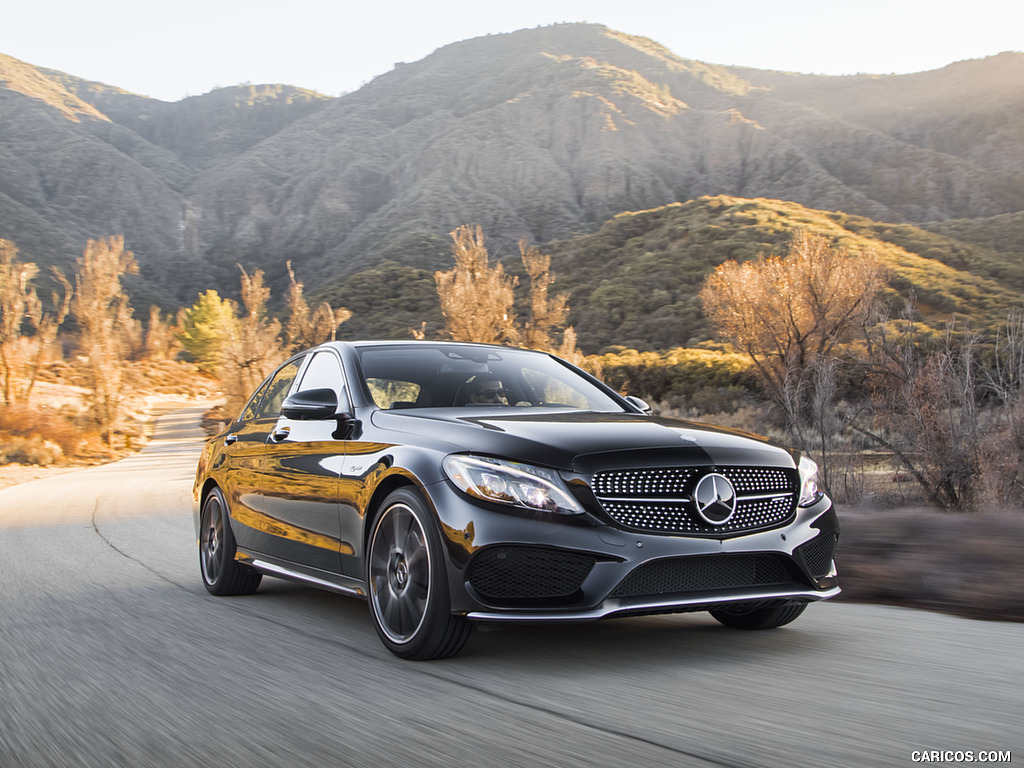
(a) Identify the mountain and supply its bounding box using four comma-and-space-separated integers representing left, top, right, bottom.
0, 53, 329, 302
1, 25, 1022, 328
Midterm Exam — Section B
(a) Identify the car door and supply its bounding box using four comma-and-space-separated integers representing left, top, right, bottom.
219, 360, 303, 553
259, 349, 349, 573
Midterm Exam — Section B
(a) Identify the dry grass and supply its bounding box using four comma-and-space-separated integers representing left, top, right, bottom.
0, 359, 220, 471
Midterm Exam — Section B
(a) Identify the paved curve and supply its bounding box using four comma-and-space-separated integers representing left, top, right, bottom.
1, 407, 1020, 768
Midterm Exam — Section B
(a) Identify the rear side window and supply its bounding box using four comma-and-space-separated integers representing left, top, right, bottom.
241, 379, 273, 422
247, 360, 302, 420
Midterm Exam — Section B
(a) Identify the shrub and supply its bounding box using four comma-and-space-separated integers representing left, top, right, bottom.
595, 346, 756, 405
0, 434, 63, 465
0, 404, 86, 458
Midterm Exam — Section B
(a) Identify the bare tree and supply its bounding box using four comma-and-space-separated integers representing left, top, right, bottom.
435, 225, 519, 344
981, 306, 1024, 504
0, 240, 71, 404
72, 236, 138, 445
284, 261, 351, 350
986, 305, 1024, 404
852, 308, 985, 510
142, 305, 180, 361
775, 354, 860, 499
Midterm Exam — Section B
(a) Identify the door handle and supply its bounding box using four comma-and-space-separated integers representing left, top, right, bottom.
270, 426, 291, 442
224, 434, 238, 445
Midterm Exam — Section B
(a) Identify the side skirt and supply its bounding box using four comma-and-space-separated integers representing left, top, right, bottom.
236, 550, 368, 599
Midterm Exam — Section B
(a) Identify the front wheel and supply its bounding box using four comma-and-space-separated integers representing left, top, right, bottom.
367, 488, 472, 659
199, 487, 262, 596
709, 602, 807, 630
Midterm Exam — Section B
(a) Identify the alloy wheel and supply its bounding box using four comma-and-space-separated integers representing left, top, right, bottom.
369, 503, 432, 644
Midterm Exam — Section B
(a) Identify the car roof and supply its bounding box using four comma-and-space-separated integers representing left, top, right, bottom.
321, 340, 548, 355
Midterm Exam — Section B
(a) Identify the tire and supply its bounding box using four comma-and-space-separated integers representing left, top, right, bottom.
199, 487, 262, 596
367, 488, 472, 660
709, 602, 807, 630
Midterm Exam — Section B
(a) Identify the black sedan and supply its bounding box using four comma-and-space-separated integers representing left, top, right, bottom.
194, 341, 839, 659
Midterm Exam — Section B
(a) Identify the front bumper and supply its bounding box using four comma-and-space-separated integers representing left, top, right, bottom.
425, 480, 840, 621
467, 585, 841, 623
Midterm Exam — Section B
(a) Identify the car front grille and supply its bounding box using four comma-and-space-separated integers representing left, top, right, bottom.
466, 546, 596, 603
592, 466, 796, 536
609, 553, 799, 599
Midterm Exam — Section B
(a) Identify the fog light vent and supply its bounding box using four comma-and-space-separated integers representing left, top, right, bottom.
467, 546, 595, 601
797, 532, 838, 578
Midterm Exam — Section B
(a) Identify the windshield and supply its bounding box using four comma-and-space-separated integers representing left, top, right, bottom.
355, 344, 625, 412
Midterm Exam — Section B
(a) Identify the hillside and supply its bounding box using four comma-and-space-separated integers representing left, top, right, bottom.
541, 196, 1024, 351
187, 26, 1024, 288
1, 24, 1023, 321
317, 196, 1023, 352
733, 52, 1024, 183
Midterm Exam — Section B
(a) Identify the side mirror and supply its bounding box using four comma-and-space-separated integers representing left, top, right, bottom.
282, 388, 341, 421
624, 395, 653, 414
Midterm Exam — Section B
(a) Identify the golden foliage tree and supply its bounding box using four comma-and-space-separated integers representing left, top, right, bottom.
218, 266, 286, 414
519, 241, 569, 351
435, 225, 519, 344
142, 305, 180, 361
700, 231, 886, 494
72, 236, 138, 445
700, 230, 886, 396
518, 240, 592, 368
0, 239, 71, 404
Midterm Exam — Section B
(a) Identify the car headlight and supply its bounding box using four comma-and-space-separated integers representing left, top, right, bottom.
442, 455, 585, 515
798, 455, 824, 507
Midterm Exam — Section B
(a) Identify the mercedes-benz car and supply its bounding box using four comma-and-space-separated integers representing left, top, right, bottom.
194, 341, 839, 659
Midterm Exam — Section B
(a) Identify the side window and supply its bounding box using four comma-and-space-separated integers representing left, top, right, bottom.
241, 378, 273, 422
296, 351, 350, 411
252, 359, 302, 420
367, 378, 421, 409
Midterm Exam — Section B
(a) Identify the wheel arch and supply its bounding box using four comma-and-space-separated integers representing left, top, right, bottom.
199, 477, 221, 504
362, 472, 434, 554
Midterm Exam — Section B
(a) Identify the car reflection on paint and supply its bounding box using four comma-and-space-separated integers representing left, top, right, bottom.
194, 341, 839, 659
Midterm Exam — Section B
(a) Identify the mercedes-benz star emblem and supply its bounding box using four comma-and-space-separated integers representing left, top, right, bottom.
693, 472, 737, 525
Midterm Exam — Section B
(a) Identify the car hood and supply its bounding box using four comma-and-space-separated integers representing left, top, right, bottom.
369, 408, 796, 473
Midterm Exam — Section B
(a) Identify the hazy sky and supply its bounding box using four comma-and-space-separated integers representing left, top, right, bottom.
3, 0, 1021, 102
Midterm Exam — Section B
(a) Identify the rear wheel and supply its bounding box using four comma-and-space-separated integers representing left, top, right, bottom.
367, 488, 472, 659
199, 488, 262, 596
710, 602, 807, 630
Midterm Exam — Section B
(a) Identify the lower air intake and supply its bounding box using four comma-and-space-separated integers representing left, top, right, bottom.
609, 553, 799, 599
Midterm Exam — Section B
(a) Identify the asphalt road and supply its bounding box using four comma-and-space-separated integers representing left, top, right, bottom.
1, 406, 1019, 768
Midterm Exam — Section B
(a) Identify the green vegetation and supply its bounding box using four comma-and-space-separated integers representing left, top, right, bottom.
178, 290, 239, 372
541, 196, 1024, 352
826, 210, 1024, 294
596, 347, 756, 411
317, 261, 444, 341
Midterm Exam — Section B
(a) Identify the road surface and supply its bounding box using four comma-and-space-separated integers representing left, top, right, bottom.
1, 406, 1019, 767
